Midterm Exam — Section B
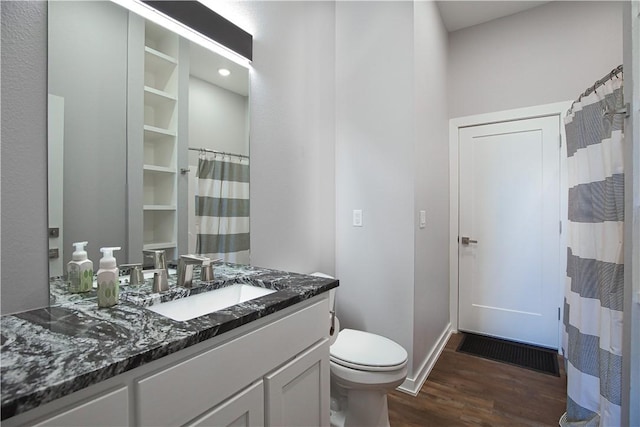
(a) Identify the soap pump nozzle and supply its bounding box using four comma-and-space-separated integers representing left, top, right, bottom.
99, 246, 121, 269
71, 241, 89, 261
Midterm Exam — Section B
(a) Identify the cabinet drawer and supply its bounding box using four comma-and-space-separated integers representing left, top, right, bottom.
137, 298, 328, 426
32, 387, 128, 427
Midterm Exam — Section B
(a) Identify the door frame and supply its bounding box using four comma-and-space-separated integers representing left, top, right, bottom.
449, 101, 572, 350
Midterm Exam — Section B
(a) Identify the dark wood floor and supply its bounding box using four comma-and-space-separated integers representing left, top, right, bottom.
388, 332, 567, 426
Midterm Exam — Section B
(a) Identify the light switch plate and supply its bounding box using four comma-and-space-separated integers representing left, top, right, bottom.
353, 210, 363, 227
419, 210, 426, 228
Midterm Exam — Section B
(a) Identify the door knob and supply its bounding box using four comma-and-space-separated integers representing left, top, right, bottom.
460, 237, 478, 245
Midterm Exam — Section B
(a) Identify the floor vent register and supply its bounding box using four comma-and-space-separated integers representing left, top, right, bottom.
457, 332, 560, 377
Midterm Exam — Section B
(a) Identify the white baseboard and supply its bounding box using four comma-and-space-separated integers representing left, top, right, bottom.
396, 323, 453, 396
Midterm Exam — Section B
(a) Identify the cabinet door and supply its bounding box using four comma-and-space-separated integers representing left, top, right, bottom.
187, 381, 264, 427
32, 387, 129, 427
264, 339, 330, 427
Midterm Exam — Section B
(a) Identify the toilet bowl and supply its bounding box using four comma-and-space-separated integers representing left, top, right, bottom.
330, 328, 408, 427
310, 273, 408, 427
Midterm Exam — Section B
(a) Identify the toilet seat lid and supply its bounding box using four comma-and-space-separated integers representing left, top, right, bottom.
330, 329, 408, 371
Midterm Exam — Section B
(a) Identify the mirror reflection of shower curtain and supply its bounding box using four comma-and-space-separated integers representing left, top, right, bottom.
195, 152, 250, 264
561, 71, 624, 427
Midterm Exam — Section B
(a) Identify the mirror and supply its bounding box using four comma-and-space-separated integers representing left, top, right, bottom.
47, 0, 250, 283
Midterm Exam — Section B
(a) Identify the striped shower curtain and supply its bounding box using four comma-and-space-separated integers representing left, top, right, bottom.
562, 72, 625, 426
195, 152, 250, 264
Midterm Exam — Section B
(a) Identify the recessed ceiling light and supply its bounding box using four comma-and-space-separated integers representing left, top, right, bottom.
218, 68, 231, 77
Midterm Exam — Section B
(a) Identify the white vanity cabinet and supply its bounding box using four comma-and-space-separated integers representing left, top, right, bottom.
186, 380, 264, 427
30, 388, 129, 427
136, 297, 329, 426
184, 337, 329, 427
4, 296, 330, 427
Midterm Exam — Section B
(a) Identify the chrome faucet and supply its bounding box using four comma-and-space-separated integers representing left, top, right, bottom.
177, 255, 207, 288
147, 268, 169, 293
121, 263, 144, 285
144, 250, 168, 290
201, 258, 214, 282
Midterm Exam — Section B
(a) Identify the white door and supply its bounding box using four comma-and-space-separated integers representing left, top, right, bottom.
458, 115, 561, 349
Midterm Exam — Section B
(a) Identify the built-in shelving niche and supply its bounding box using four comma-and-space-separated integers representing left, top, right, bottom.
142, 20, 178, 259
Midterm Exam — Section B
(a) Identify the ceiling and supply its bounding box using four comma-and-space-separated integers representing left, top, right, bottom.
190, 42, 249, 97
436, 1, 552, 32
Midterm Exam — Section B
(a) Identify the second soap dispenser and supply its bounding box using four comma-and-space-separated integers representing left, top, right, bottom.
97, 247, 121, 308
67, 241, 93, 293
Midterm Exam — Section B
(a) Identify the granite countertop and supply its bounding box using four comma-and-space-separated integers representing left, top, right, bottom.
0, 263, 338, 420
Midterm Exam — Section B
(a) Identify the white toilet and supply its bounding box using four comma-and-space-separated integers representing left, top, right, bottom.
310, 273, 408, 427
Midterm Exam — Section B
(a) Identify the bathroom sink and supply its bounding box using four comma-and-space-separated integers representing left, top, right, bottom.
145, 284, 276, 321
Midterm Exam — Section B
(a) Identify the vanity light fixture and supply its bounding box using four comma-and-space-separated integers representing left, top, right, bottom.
110, 0, 252, 69
218, 68, 231, 77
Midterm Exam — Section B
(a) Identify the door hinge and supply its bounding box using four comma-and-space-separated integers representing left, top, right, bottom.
559, 135, 562, 148
558, 307, 561, 320
559, 221, 562, 234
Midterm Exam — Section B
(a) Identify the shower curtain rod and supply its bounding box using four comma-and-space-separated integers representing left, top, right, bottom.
570, 64, 628, 118
577, 64, 623, 101
188, 147, 249, 159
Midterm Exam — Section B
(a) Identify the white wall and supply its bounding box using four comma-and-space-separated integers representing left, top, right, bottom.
187, 77, 249, 176
335, 0, 416, 368
412, 0, 451, 384
448, 1, 624, 118
210, 1, 337, 275
335, 1, 451, 381
183, 0, 453, 389
1, 1, 49, 315
188, 77, 249, 157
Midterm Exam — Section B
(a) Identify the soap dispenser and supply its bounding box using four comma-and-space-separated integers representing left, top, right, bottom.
97, 247, 121, 308
67, 241, 93, 293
